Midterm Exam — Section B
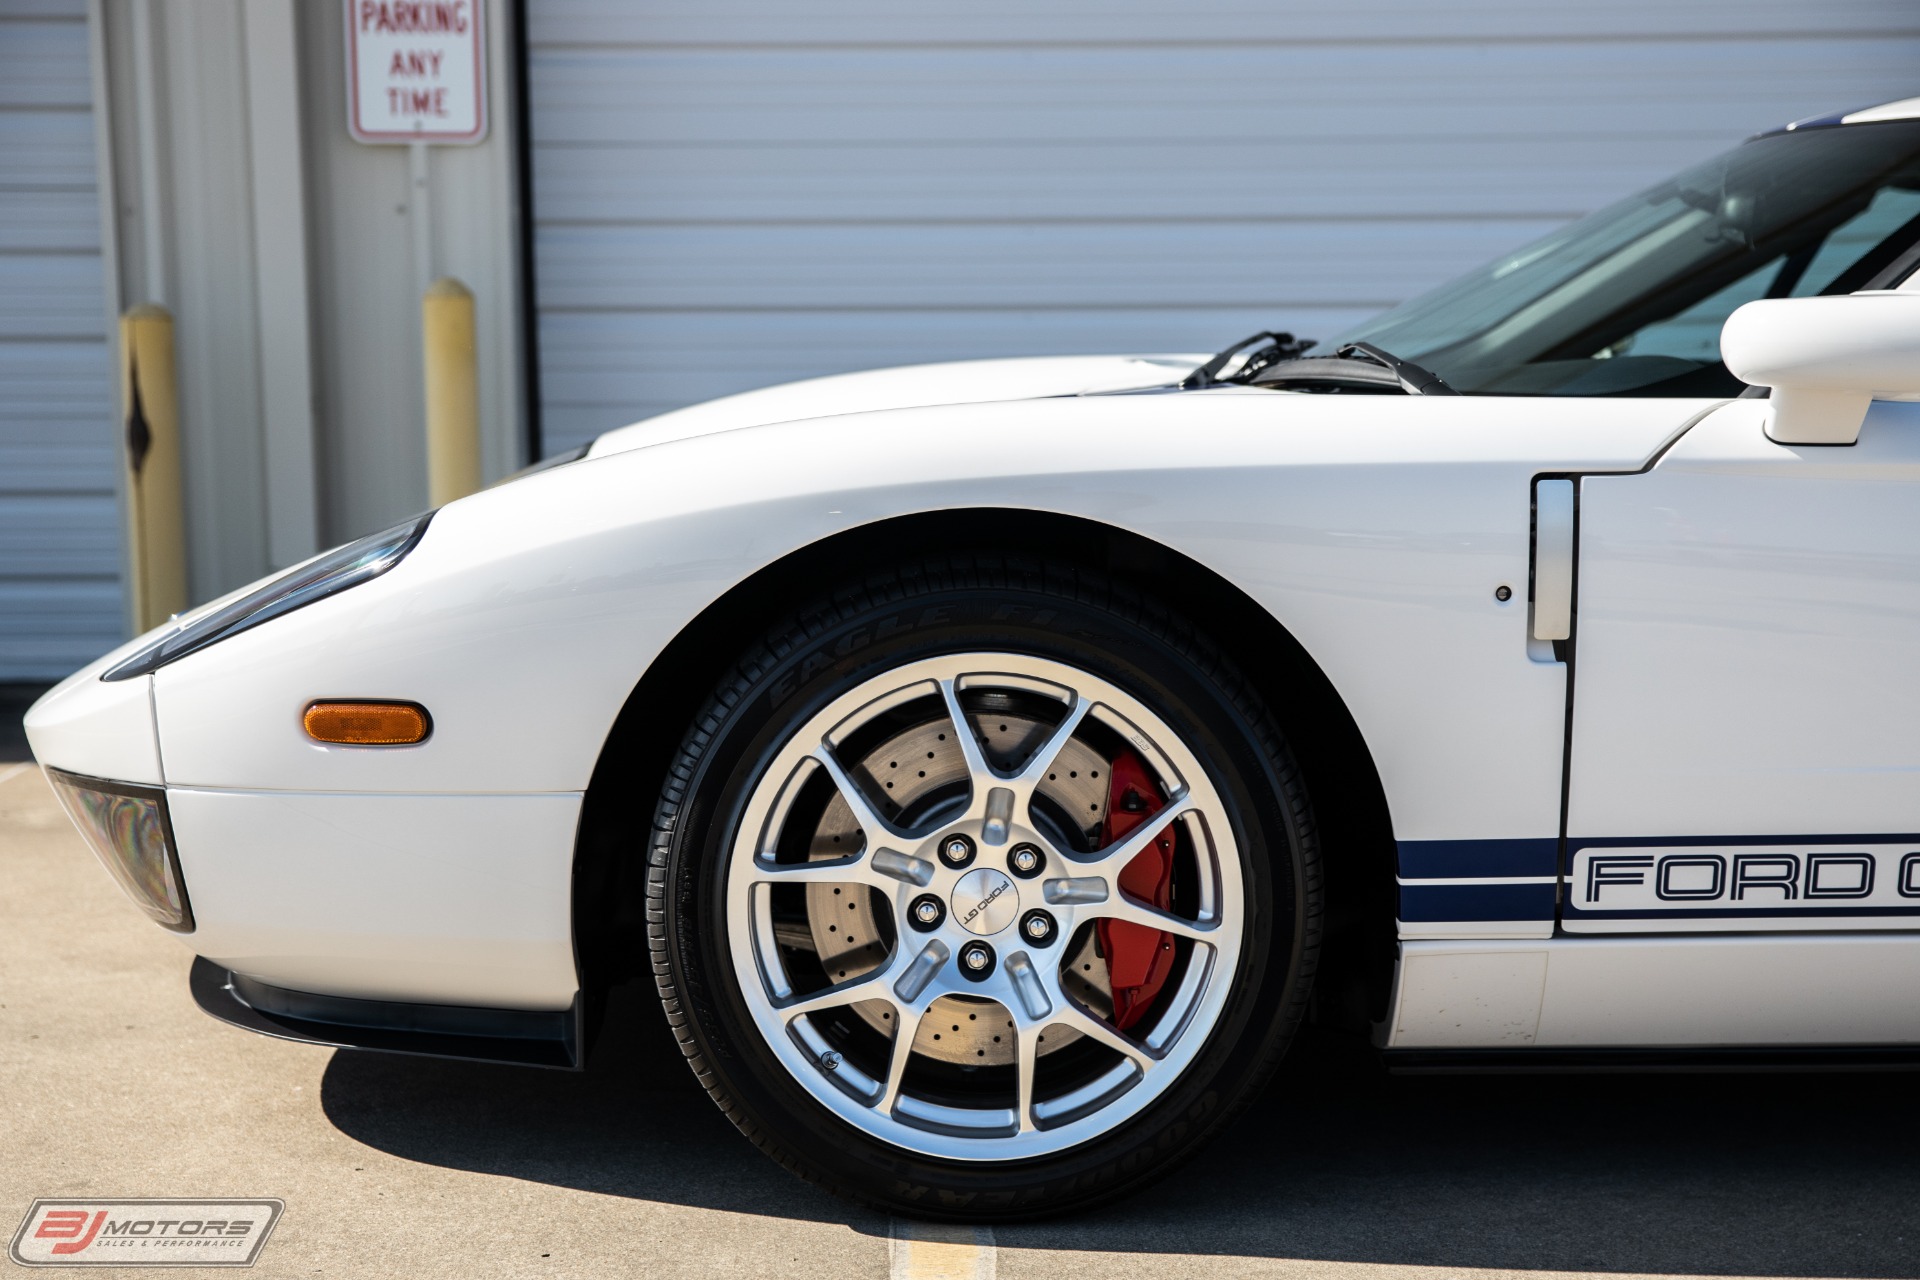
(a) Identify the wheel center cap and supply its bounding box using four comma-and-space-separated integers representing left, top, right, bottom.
951, 867, 1019, 936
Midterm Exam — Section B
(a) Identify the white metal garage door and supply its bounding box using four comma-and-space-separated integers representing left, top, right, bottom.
1, 0, 121, 681
526, 1, 1920, 457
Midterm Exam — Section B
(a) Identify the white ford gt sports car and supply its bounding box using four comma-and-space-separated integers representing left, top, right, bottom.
26, 100, 1920, 1218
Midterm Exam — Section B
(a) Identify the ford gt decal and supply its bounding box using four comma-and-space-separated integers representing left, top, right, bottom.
1565, 838, 1920, 930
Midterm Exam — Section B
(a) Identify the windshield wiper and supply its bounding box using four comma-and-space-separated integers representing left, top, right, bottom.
1184, 333, 1457, 395
1330, 342, 1458, 395
1242, 342, 1460, 395
1182, 331, 1315, 389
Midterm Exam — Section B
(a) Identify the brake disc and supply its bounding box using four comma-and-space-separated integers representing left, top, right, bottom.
804, 711, 1114, 1066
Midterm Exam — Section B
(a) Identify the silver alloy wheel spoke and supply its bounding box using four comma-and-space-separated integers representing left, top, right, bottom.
750, 745, 923, 891
752, 856, 888, 890
1093, 894, 1218, 942
1003, 950, 1054, 1019
1042, 876, 1109, 905
811, 744, 914, 847
778, 970, 896, 1023
892, 938, 950, 1003
870, 849, 936, 887
1012, 1018, 1043, 1133
1054, 1003, 1159, 1073
1075, 795, 1201, 872
937, 677, 996, 793
1010, 693, 1094, 791
874, 998, 927, 1114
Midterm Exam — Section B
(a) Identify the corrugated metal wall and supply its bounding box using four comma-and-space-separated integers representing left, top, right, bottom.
0, 0, 120, 681
7, 3, 1918, 681
526, 1, 1920, 455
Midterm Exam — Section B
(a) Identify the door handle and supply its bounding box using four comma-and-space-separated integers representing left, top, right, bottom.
1532, 479, 1575, 642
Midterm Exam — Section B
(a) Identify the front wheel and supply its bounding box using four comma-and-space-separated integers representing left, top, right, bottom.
648, 558, 1320, 1218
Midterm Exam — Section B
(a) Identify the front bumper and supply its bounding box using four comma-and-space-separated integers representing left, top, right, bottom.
28, 657, 583, 1014
167, 786, 582, 1009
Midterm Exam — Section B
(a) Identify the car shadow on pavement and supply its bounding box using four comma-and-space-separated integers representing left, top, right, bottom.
323, 985, 1920, 1275
319, 982, 876, 1227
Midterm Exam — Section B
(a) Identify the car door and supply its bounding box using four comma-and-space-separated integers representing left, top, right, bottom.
1564, 391, 1920, 934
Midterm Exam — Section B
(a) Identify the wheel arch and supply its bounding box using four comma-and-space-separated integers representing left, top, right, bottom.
571, 507, 1397, 1050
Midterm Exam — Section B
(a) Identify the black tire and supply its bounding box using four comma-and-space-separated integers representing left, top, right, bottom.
647, 555, 1321, 1219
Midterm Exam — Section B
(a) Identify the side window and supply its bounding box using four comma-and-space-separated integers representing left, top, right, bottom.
1604, 187, 1920, 363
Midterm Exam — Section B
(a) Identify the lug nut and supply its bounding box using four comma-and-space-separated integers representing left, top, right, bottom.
1020, 909, 1057, 945
1008, 843, 1045, 878
909, 894, 944, 931
939, 834, 977, 868
958, 941, 996, 980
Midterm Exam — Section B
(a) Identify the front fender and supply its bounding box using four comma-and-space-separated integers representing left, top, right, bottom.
150, 390, 1702, 847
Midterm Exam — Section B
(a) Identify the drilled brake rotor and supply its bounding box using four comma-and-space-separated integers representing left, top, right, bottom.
804, 712, 1115, 1065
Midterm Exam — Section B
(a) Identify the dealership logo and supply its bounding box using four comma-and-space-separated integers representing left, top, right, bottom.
10, 1200, 282, 1268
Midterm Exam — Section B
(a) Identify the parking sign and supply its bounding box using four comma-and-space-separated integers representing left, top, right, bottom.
344, 0, 488, 145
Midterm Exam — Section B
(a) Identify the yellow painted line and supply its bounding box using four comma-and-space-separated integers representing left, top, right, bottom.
889, 1218, 995, 1280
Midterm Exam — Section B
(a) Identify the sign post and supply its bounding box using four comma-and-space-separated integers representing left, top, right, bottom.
343, 2, 491, 497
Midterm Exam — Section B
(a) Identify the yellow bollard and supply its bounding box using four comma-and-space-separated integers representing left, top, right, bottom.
119, 305, 188, 632
422, 277, 481, 506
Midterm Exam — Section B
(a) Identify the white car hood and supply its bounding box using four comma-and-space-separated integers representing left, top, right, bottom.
586, 354, 1204, 458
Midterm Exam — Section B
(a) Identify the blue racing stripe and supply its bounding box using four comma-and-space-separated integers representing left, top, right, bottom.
1397, 838, 1560, 880
1398, 881, 1557, 923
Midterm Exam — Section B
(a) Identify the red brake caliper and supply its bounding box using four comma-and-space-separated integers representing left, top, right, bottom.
1096, 751, 1178, 1030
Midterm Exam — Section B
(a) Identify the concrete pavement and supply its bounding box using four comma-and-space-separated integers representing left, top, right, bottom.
4, 761, 1918, 1278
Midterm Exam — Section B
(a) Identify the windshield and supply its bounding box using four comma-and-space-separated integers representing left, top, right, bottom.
1320, 120, 1920, 396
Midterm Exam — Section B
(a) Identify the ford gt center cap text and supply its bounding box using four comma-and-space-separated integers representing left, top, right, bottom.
952, 867, 1019, 935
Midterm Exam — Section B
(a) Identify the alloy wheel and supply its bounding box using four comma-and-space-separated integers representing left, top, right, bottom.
724, 652, 1246, 1159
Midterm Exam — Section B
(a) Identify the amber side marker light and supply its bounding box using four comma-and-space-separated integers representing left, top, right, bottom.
303, 701, 432, 746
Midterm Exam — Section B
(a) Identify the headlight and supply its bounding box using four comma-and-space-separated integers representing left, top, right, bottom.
45, 769, 193, 932
102, 512, 433, 682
